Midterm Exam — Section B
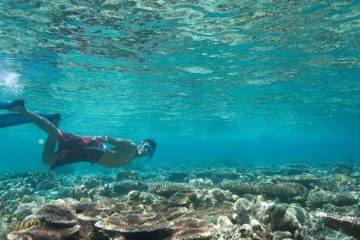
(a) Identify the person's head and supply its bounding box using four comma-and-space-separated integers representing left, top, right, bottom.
138, 138, 157, 159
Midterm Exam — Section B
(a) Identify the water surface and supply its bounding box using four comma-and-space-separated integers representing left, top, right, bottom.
0, 0, 359, 172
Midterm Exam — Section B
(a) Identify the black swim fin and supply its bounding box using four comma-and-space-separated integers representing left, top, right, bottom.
0, 99, 25, 110
0, 112, 60, 128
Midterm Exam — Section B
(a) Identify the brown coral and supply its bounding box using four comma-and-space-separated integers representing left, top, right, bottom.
219, 181, 261, 196
37, 204, 78, 226
306, 190, 358, 209
262, 182, 307, 200
168, 218, 216, 240
169, 192, 197, 207
73, 202, 107, 222
148, 182, 194, 197
112, 180, 148, 195
95, 212, 174, 233
7, 224, 80, 240
164, 207, 189, 221
315, 212, 360, 240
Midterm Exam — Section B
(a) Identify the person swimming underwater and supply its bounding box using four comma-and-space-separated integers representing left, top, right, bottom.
8, 100, 156, 169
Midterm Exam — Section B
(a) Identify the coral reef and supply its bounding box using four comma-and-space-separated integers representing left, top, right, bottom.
273, 174, 320, 188
95, 212, 174, 239
169, 218, 216, 240
219, 181, 261, 196
112, 180, 148, 195
189, 178, 213, 188
233, 198, 254, 224
315, 212, 360, 240
7, 224, 81, 240
263, 203, 299, 233
148, 182, 194, 197
261, 182, 307, 200
168, 169, 240, 184
116, 170, 140, 181
0, 164, 359, 240
219, 181, 307, 201
306, 189, 358, 208
37, 204, 78, 226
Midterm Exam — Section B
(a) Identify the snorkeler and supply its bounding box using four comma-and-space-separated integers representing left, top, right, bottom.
7, 100, 156, 170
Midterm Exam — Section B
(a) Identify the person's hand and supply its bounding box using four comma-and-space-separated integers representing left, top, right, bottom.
94, 136, 108, 142
101, 136, 109, 142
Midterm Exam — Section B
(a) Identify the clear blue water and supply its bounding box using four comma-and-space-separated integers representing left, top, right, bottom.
0, 0, 359, 173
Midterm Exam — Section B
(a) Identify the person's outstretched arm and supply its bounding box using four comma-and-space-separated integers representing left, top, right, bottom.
92, 136, 135, 147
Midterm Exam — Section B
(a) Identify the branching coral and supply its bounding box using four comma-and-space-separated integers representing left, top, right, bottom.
219, 181, 306, 201
306, 190, 358, 208
219, 181, 260, 196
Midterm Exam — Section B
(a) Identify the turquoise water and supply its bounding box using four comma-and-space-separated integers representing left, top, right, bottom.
0, 0, 359, 173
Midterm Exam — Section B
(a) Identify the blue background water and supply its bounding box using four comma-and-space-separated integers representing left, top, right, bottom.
0, 0, 359, 173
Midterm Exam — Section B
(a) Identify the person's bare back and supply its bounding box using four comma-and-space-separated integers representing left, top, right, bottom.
94, 137, 139, 168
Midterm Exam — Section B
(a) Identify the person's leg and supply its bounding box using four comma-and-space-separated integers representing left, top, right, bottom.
11, 106, 61, 139
42, 117, 61, 165
11, 105, 61, 166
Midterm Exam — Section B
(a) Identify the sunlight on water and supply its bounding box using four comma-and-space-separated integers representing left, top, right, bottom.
0, 0, 359, 139
0, 71, 21, 91
0, 60, 22, 93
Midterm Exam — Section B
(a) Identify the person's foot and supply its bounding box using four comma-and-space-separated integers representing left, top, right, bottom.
51, 113, 61, 127
6, 99, 25, 112
10, 105, 26, 114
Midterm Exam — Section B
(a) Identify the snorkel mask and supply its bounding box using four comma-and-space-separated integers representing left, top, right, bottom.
140, 138, 157, 159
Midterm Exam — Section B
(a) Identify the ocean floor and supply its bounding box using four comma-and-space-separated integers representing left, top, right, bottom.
0, 163, 359, 240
